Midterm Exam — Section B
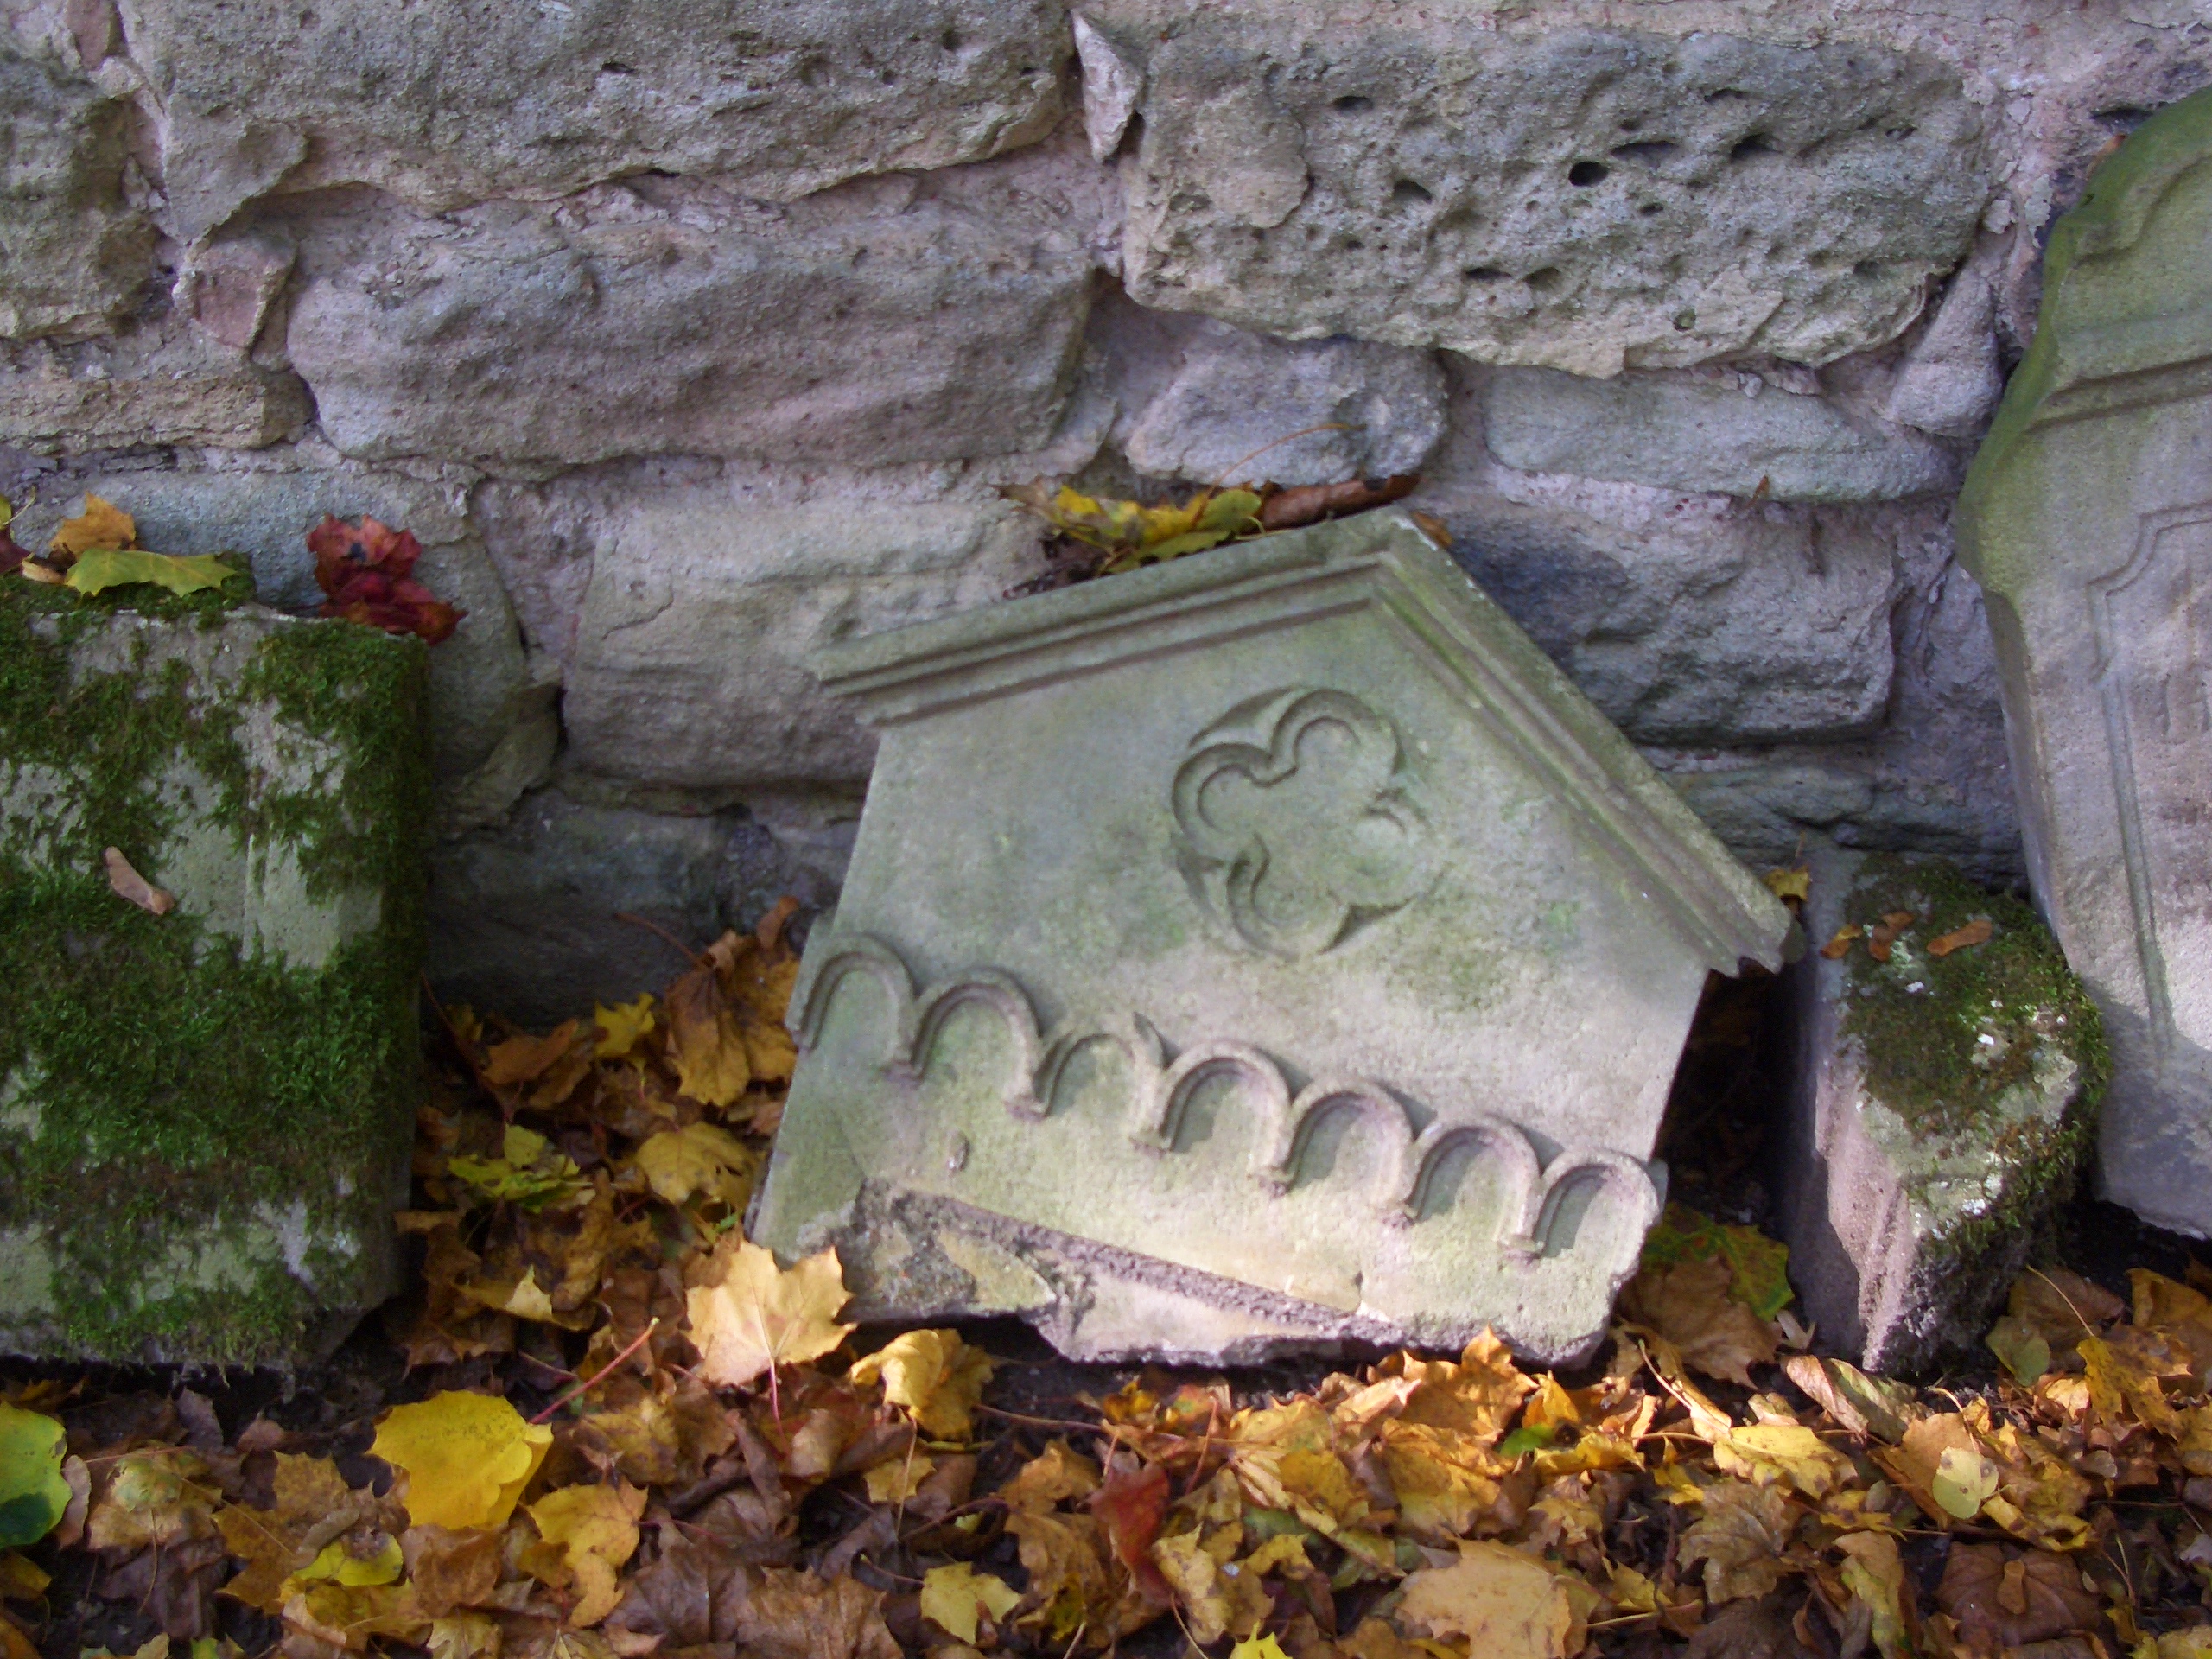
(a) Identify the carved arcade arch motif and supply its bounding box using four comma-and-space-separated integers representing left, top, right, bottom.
789, 931, 1662, 1265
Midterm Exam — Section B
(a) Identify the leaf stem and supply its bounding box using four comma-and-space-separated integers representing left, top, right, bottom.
528, 1318, 660, 1424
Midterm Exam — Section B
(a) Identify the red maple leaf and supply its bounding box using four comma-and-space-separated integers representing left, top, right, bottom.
305, 514, 463, 644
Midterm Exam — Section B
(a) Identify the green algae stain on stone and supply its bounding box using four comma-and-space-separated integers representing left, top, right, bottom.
0, 579, 428, 1363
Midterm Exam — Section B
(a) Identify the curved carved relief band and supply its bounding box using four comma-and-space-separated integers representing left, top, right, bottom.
1173, 687, 1439, 959
791, 933, 1662, 1265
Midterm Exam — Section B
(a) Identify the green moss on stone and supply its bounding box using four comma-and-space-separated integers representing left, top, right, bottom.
1840, 856, 2107, 1141
0, 579, 429, 1363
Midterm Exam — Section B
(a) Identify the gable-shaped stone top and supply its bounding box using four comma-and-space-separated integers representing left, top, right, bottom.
755, 516, 1789, 1359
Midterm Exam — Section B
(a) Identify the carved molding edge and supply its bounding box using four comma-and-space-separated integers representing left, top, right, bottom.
791, 931, 1661, 1265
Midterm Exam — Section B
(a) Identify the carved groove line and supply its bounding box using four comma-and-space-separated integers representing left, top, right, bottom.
792, 933, 1661, 1262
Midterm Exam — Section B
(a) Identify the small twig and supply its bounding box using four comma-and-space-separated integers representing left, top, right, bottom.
528, 1318, 659, 1423
972, 1402, 1116, 1434
1207, 422, 1359, 490
613, 911, 712, 969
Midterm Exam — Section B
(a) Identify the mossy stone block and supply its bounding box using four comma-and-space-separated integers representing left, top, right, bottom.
0, 582, 428, 1363
1777, 847, 2106, 1374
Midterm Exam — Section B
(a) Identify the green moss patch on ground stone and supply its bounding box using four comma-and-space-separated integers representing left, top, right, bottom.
0, 580, 429, 1362
1840, 856, 2108, 1144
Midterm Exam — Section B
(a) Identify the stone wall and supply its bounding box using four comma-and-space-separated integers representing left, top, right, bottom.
3, 0, 2206, 1020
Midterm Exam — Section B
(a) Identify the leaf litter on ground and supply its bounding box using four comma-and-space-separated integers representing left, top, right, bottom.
10, 906, 2212, 1659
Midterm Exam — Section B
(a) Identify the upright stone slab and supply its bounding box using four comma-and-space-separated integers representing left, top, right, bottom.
0, 582, 427, 1363
749, 514, 1792, 1363
1777, 848, 2104, 1374
1956, 87, 2212, 1237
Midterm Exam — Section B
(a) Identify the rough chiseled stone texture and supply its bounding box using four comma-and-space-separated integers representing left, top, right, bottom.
124, 0, 1069, 233
1122, 24, 1989, 375
1777, 848, 2103, 1373
287, 175, 1096, 468
751, 515, 1792, 1362
0, 47, 152, 339
1957, 86, 2212, 1238
0, 584, 428, 1363
0, 321, 308, 451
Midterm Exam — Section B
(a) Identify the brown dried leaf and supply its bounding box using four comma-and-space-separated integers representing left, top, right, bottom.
104, 848, 175, 916
1925, 916, 1994, 957
1620, 1257, 1780, 1387
1936, 1543, 2102, 1649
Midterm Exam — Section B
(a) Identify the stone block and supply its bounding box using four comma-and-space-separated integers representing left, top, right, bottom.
0, 582, 429, 1362
1121, 23, 1986, 375
1776, 849, 2103, 1373
749, 514, 1792, 1363
1481, 367, 1959, 504
1956, 86, 2212, 1237
126, 0, 1068, 232
562, 494, 1044, 791
0, 321, 308, 452
1117, 314, 1446, 486
286, 183, 1093, 468
0, 45, 153, 339
13, 461, 554, 833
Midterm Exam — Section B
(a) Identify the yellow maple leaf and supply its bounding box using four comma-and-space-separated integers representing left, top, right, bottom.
371, 1392, 553, 1530
1713, 1423, 1852, 1498
918, 1562, 1020, 1643
632, 1122, 757, 1211
1763, 867, 1811, 902
863, 1450, 935, 1503
527, 1481, 645, 1627
1395, 1541, 1579, 1659
1680, 1478, 1795, 1604
49, 494, 136, 557
683, 1232, 854, 1388
1834, 1532, 1910, 1659
849, 1329, 995, 1440
593, 996, 656, 1061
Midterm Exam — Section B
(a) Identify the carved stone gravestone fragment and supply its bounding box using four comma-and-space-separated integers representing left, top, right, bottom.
1957, 87, 2212, 1237
749, 513, 1793, 1362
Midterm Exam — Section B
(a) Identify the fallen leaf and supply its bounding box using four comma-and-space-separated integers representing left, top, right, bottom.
1986, 1314, 2054, 1385
103, 848, 175, 916
1620, 1255, 1781, 1386
1681, 1479, 1796, 1604
0, 497, 27, 575
665, 960, 753, 1107
214, 1454, 364, 1612
1396, 1540, 1579, 1659
1639, 1205, 1795, 1320
999, 1440, 1102, 1510
370, 1392, 553, 1530
1150, 1527, 1271, 1644
685, 1233, 854, 1388
1255, 474, 1419, 532
849, 1330, 995, 1440
1713, 1424, 1852, 1497
1763, 868, 1811, 902
633, 1122, 757, 1212
918, 1563, 1020, 1643
527, 1481, 646, 1626
1834, 1532, 1912, 1659
594, 996, 656, 1061
49, 493, 136, 557
1782, 1355, 1923, 1442
1866, 912, 1916, 963
1230, 1637, 1294, 1659
1926, 916, 1995, 957
0, 1407, 70, 1548
1937, 1542, 2103, 1649
447, 1123, 587, 1211
1001, 480, 1265, 572
66, 549, 241, 598
1821, 925, 1862, 959
308, 514, 463, 643
1932, 1442, 2002, 1518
